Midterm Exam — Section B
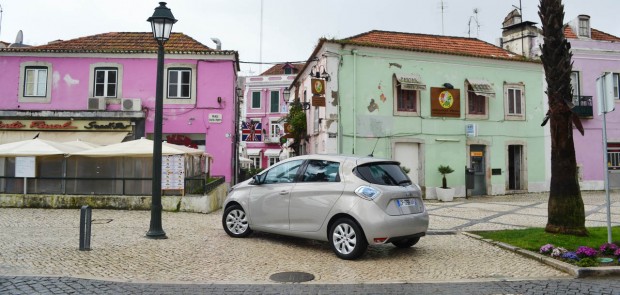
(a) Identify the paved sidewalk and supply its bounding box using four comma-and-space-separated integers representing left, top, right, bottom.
0, 191, 618, 284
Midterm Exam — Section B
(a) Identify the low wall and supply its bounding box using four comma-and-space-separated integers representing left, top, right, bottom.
0, 182, 229, 214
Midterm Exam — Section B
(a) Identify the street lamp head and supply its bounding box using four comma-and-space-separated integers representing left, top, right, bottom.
147, 2, 177, 43
283, 87, 291, 101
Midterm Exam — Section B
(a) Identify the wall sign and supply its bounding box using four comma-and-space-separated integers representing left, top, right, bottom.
312, 96, 326, 107
430, 88, 460, 118
311, 79, 325, 95
208, 113, 222, 123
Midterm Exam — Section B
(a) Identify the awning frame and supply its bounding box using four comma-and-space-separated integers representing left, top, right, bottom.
394, 73, 426, 91
466, 79, 496, 98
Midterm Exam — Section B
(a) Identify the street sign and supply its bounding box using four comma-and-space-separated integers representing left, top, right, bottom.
597, 73, 615, 115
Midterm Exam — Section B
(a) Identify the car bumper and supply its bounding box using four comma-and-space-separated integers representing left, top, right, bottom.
351, 200, 430, 244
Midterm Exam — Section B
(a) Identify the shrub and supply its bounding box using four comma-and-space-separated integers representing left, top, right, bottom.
615, 248, 620, 257
599, 243, 619, 255
575, 246, 598, 258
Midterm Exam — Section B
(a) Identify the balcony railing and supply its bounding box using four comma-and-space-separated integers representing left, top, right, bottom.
572, 95, 593, 118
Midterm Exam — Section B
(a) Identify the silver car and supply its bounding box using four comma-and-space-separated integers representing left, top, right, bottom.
222, 154, 429, 260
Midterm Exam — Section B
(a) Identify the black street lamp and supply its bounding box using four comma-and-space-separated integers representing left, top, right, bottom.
146, 2, 177, 239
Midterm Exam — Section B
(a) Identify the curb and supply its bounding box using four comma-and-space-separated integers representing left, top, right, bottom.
462, 232, 620, 278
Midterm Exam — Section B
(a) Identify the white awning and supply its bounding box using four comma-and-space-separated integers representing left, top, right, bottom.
394, 73, 426, 90
466, 79, 495, 98
264, 149, 281, 157
0, 131, 128, 145
239, 156, 253, 163
246, 148, 262, 156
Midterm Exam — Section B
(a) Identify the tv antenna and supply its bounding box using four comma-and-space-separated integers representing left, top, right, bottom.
368, 138, 380, 157
468, 8, 480, 38
0, 3, 4, 39
512, 0, 525, 57
438, 1, 447, 35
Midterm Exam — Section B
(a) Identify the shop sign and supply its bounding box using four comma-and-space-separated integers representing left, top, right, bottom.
430, 88, 460, 118
311, 79, 325, 95
312, 96, 326, 107
470, 151, 483, 157
0, 120, 132, 131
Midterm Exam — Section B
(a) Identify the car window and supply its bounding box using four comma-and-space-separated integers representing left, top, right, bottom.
301, 160, 340, 182
262, 160, 303, 184
353, 162, 411, 186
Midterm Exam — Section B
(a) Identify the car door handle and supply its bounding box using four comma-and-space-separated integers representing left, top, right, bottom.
279, 190, 288, 195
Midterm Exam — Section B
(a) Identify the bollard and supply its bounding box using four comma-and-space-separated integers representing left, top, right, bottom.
79, 205, 92, 251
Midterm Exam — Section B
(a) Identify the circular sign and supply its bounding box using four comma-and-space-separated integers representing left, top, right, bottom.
438, 91, 454, 109
313, 80, 324, 94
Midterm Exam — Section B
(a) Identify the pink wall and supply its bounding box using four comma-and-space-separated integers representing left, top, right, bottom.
0, 55, 237, 182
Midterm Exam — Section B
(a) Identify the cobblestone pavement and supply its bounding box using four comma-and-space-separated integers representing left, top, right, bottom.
2, 276, 620, 295
0, 191, 618, 290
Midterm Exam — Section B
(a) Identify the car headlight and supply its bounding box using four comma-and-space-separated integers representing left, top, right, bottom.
355, 186, 381, 200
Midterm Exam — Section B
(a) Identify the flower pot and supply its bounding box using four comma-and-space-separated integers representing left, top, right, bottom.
436, 187, 455, 202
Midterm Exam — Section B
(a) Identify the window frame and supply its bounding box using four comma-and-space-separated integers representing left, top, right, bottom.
251, 91, 261, 109
269, 118, 282, 141
300, 160, 341, 183
93, 67, 118, 98
167, 68, 192, 99
465, 82, 489, 120
163, 63, 197, 105
578, 17, 590, 37
613, 73, 620, 100
248, 155, 261, 169
268, 157, 279, 167
571, 71, 582, 105
18, 61, 53, 103
270, 90, 280, 113
88, 62, 123, 102
393, 77, 421, 117
504, 82, 526, 121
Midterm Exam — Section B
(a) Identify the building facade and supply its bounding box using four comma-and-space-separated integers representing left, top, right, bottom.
241, 63, 303, 169
291, 30, 548, 198
0, 32, 239, 183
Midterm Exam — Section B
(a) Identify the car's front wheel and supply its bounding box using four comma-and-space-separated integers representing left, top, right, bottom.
391, 237, 420, 248
329, 218, 368, 260
222, 204, 252, 238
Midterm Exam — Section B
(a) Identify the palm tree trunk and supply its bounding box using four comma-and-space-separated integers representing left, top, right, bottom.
539, 0, 587, 235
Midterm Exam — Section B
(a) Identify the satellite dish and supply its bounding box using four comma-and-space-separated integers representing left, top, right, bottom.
15, 30, 23, 44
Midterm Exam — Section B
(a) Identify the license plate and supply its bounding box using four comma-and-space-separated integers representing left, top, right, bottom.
397, 198, 416, 207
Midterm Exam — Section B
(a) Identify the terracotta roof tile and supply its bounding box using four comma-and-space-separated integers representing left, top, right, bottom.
564, 26, 620, 42
337, 30, 524, 61
260, 63, 305, 76
0, 32, 237, 55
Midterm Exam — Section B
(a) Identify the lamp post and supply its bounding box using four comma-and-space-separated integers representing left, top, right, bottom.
146, 2, 177, 239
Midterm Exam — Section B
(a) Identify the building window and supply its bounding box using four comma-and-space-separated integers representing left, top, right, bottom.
571, 71, 581, 105
301, 160, 340, 182
248, 156, 261, 169
468, 90, 486, 115
251, 91, 261, 109
89, 62, 123, 101
163, 63, 196, 105
24, 67, 48, 97
578, 18, 590, 37
504, 83, 526, 120
167, 68, 191, 99
270, 91, 280, 113
93, 68, 118, 97
270, 119, 282, 142
268, 157, 279, 167
393, 77, 421, 116
19, 61, 52, 103
313, 106, 319, 134
284, 67, 292, 75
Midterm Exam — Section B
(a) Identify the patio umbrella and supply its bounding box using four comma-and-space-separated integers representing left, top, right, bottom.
0, 138, 84, 156
70, 138, 204, 157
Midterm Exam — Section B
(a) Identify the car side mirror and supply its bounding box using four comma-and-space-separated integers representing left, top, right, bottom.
251, 175, 262, 185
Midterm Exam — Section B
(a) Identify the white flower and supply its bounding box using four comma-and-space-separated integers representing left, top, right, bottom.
551, 247, 567, 257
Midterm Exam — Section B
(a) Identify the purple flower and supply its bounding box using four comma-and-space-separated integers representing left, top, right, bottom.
575, 246, 598, 258
615, 248, 620, 257
561, 251, 579, 261
599, 243, 619, 255
540, 244, 554, 254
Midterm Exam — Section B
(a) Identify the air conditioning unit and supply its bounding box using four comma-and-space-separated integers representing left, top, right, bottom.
87, 97, 106, 110
121, 98, 142, 111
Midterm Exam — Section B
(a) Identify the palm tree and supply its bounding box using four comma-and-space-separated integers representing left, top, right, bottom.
539, 0, 587, 235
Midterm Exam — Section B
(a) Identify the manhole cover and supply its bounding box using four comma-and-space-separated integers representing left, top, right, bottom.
269, 271, 315, 283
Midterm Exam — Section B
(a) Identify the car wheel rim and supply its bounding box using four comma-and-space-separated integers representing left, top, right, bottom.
226, 209, 248, 234
333, 223, 356, 255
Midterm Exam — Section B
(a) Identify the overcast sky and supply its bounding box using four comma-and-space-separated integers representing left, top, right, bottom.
1, 0, 618, 75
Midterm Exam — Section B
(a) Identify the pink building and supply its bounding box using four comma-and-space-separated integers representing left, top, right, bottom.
241, 63, 303, 169
0, 32, 239, 183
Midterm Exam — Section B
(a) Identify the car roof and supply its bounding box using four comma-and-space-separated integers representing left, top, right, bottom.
283, 154, 399, 166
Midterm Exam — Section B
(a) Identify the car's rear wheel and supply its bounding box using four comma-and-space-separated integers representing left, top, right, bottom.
391, 237, 420, 248
329, 218, 368, 260
222, 204, 252, 238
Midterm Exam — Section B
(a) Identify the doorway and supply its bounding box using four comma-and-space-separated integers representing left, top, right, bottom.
394, 142, 419, 184
508, 145, 523, 190
470, 145, 486, 196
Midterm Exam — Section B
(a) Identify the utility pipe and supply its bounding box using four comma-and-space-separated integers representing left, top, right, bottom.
352, 49, 358, 154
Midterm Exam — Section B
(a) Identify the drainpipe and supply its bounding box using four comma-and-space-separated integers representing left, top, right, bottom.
352, 49, 358, 154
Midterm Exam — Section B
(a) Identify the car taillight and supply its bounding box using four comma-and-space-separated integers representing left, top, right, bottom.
355, 186, 381, 200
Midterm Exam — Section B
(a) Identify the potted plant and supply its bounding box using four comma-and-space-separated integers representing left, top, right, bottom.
436, 165, 455, 201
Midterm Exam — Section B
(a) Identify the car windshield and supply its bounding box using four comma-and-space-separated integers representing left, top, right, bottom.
353, 162, 411, 186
